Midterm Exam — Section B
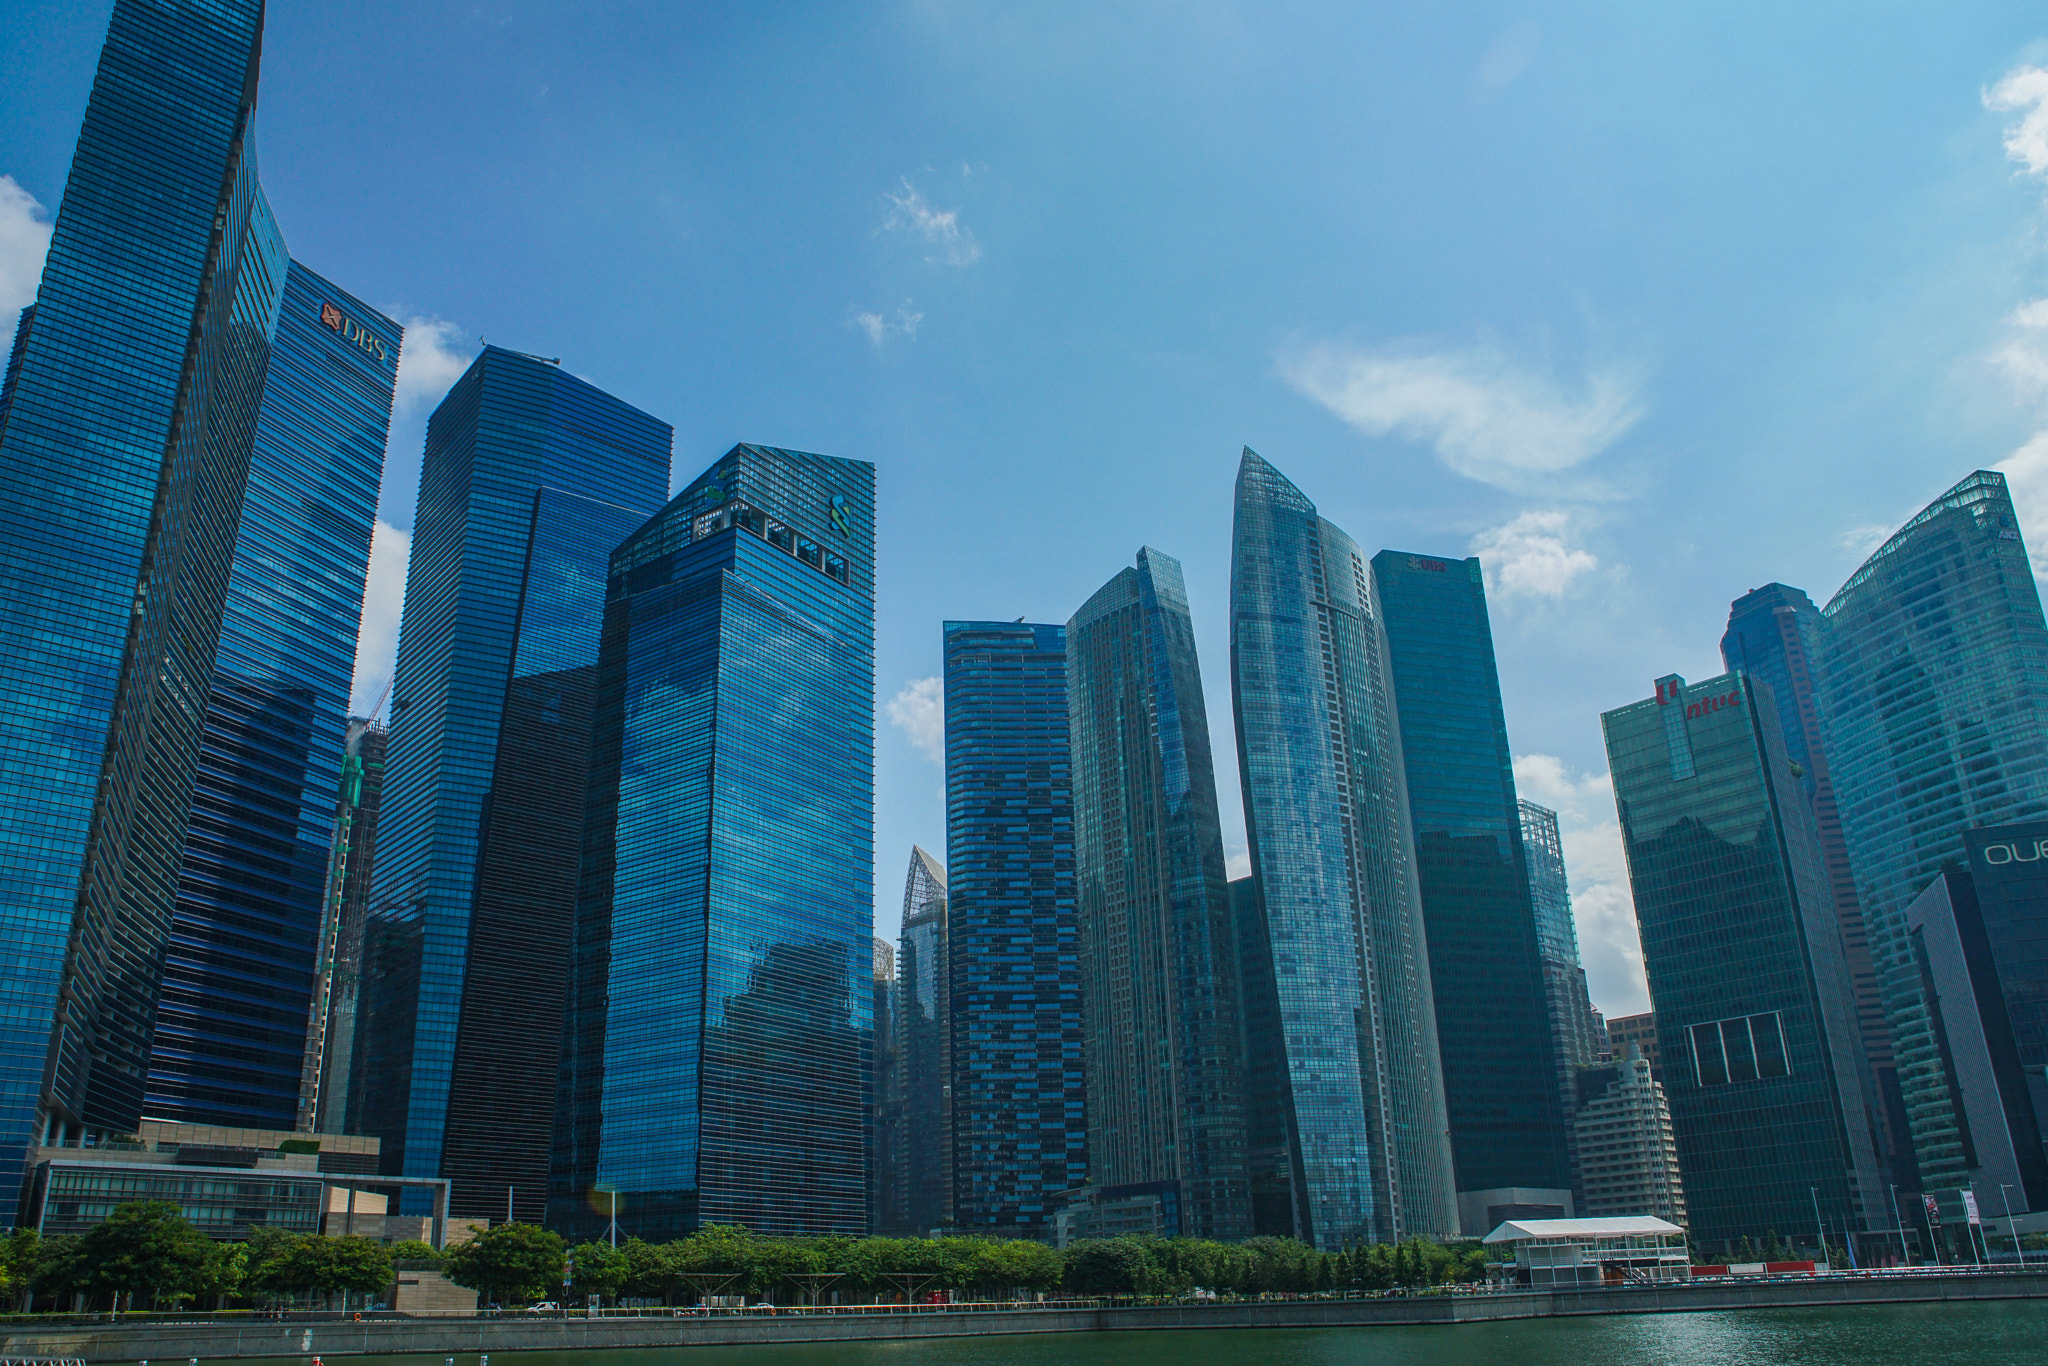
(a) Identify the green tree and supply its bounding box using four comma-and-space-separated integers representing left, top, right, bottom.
243, 1229, 313, 1301
1062, 1238, 1154, 1295
77, 1201, 214, 1309
3, 1228, 39, 1309
30, 1234, 88, 1310
387, 1239, 444, 1268
568, 1240, 630, 1303
195, 1240, 246, 1310
443, 1222, 565, 1305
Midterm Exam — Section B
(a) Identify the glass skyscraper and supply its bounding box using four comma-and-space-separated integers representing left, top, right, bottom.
553, 445, 875, 1239
1519, 799, 1607, 1188
146, 266, 398, 1131
301, 718, 387, 1134
1228, 450, 1457, 1247
1602, 671, 1882, 1252
1068, 547, 1250, 1240
1722, 582, 1900, 1182
1815, 470, 2048, 1198
891, 846, 950, 1234
869, 936, 898, 1235
1373, 549, 1571, 1233
0, 0, 283, 1193
943, 621, 1086, 1239
361, 348, 670, 1220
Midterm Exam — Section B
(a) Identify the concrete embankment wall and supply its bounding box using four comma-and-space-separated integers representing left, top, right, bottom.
6, 1270, 2045, 1361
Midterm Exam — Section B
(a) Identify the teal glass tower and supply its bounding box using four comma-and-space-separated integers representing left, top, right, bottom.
360, 349, 670, 1218
891, 847, 950, 1234
146, 267, 398, 1131
1373, 550, 1571, 1233
0, 0, 282, 1194
1068, 548, 1250, 1240
553, 445, 875, 1239
1815, 471, 2048, 1199
1228, 450, 1457, 1247
1602, 671, 1882, 1252
943, 621, 1086, 1239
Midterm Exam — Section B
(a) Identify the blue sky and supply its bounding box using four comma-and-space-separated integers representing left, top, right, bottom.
7, 2, 2048, 1016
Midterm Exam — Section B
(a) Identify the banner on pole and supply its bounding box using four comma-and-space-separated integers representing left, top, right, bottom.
1961, 1189, 1981, 1225
1923, 1193, 1942, 1229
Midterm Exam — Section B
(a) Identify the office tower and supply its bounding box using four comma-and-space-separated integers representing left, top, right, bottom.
147, 268, 398, 1131
362, 348, 670, 1219
1602, 671, 1882, 1252
895, 846, 951, 1233
1520, 800, 1607, 1187
1573, 1048, 1687, 1227
553, 445, 875, 1239
1816, 470, 2048, 1197
943, 621, 1085, 1239
1902, 822, 2048, 1221
870, 937, 899, 1234
1722, 583, 1899, 1179
1228, 450, 1457, 1247
1374, 550, 1571, 1232
0, 0, 282, 1195
1068, 548, 1251, 1240
1607, 1013, 1660, 1071
301, 719, 387, 1133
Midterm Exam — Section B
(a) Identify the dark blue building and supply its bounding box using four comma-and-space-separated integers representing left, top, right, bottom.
146, 267, 399, 1131
1068, 549, 1249, 1239
361, 348, 670, 1219
943, 621, 1086, 1238
1228, 451, 1457, 1247
553, 445, 876, 1239
0, 0, 280, 1194
1373, 550, 1571, 1233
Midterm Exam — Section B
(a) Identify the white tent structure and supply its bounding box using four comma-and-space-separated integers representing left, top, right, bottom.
1483, 1215, 1689, 1287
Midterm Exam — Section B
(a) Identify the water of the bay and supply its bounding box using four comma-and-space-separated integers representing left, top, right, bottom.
259, 1300, 2048, 1366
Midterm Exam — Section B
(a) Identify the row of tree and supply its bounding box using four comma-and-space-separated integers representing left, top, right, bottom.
441, 1220, 1496, 1305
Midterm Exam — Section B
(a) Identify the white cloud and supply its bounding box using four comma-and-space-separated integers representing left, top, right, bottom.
348, 519, 411, 717
1987, 65, 2048, 178
1834, 522, 1896, 559
1478, 23, 1541, 89
886, 676, 945, 762
854, 302, 924, 347
1514, 753, 1648, 1017
0, 175, 53, 342
392, 315, 474, 417
1279, 339, 1642, 493
1225, 850, 1251, 881
1470, 510, 1598, 598
883, 179, 981, 266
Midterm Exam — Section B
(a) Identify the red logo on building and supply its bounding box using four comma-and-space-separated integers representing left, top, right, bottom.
320, 302, 344, 331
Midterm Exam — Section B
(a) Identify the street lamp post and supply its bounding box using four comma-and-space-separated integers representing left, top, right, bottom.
1889, 1184, 1907, 1267
1999, 1183, 2024, 1267
1811, 1187, 1828, 1268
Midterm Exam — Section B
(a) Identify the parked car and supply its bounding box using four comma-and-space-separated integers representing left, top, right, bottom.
527, 1302, 559, 1313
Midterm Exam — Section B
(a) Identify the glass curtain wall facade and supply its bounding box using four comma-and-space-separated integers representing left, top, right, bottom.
147, 268, 398, 1131
300, 719, 387, 1133
553, 445, 875, 1240
1068, 548, 1250, 1239
1519, 800, 1606, 1187
1602, 671, 1882, 1252
1816, 470, 2048, 1198
1373, 550, 1570, 1231
1228, 450, 1457, 1247
362, 348, 670, 1212
0, 0, 279, 1197
943, 622, 1086, 1239
892, 847, 950, 1234
870, 937, 898, 1234
1722, 583, 1900, 1181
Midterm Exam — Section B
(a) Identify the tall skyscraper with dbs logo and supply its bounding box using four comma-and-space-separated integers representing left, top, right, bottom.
0, 0, 286, 1204
1227, 449, 1457, 1247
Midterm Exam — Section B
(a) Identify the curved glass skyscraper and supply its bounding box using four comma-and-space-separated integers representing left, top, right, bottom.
1816, 470, 2048, 1195
1228, 449, 1456, 1246
1069, 547, 1250, 1240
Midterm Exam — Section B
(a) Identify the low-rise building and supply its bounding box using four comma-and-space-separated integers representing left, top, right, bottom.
1482, 1215, 1689, 1287
1052, 1181, 1181, 1247
1574, 1048, 1687, 1227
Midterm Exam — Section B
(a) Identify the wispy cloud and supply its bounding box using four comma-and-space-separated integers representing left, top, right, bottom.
0, 175, 52, 342
883, 179, 981, 266
1280, 338, 1642, 493
854, 301, 924, 347
1513, 754, 1646, 1016
392, 315, 474, 416
1987, 65, 2048, 177
1470, 510, 1598, 598
1477, 22, 1541, 89
348, 519, 411, 716
886, 677, 944, 761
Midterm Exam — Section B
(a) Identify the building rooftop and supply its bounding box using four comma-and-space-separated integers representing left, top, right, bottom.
1484, 1215, 1685, 1243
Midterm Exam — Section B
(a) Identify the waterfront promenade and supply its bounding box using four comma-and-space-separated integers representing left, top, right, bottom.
2, 1269, 2044, 1361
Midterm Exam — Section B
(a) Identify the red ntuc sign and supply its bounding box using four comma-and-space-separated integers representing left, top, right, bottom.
1685, 689, 1742, 720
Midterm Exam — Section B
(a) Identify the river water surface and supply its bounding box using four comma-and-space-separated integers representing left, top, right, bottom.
285, 1300, 2047, 1366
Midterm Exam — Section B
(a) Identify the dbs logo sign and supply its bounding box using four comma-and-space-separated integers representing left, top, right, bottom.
320, 302, 390, 364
